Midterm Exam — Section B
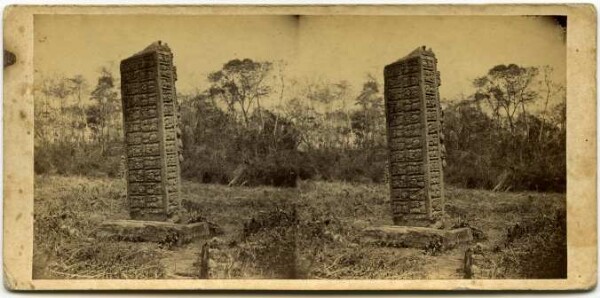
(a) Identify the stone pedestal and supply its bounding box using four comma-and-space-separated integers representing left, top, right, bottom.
97, 220, 216, 246
361, 226, 473, 250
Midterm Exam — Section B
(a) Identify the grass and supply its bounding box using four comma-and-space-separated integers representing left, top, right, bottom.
33, 175, 165, 279
34, 175, 566, 279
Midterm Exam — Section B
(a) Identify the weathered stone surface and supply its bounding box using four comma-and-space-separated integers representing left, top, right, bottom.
97, 220, 216, 246
120, 41, 182, 221
384, 46, 445, 227
361, 225, 472, 249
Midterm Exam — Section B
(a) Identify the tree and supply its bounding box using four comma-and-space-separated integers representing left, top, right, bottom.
68, 75, 87, 106
473, 64, 539, 134
538, 66, 565, 143
352, 76, 384, 148
87, 68, 119, 154
37, 76, 76, 144
44, 77, 73, 113
207, 59, 272, 125
301, 80, 354, 149
66, 75, 88, 142
283, 97, 319, 150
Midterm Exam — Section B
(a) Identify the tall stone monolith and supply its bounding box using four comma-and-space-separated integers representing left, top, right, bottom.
120, 41, 181, 222
383, 46, 445, 227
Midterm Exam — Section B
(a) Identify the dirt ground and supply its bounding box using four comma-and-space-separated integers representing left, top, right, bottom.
33, 175, 566, 279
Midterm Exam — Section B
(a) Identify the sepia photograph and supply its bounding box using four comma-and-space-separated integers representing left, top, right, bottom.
2, 4, 596, 291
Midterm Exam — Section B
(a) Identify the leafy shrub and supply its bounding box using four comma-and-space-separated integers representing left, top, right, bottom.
34, 141, 122, 178
300, 148, 387, 183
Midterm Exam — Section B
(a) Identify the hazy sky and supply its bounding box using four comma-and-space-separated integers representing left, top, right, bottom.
35, 14, 566, 104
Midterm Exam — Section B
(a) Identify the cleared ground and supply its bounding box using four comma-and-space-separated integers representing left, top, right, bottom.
33, 175, 566, 279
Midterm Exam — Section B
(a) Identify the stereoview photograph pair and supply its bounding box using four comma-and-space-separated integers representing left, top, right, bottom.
2, 4, 596, 291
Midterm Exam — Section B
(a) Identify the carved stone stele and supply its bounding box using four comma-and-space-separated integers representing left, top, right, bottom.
120, 41, 181, 221
384, 46, 445, 227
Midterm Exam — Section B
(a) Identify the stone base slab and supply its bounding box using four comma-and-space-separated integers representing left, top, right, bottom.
361, 225, 473, 249
96, 220, 214, 246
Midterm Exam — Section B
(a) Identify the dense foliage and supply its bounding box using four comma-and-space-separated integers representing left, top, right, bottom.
34, 60, 565, 192
444, 65, 566, 192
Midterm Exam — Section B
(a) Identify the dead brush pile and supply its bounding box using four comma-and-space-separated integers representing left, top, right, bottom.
237, 206, 303, 278
33, 175, 166, 279
497, 208, 567, 278
309, 246, 430, 279
467, 208, 567, 279
236, 202, 345, 278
